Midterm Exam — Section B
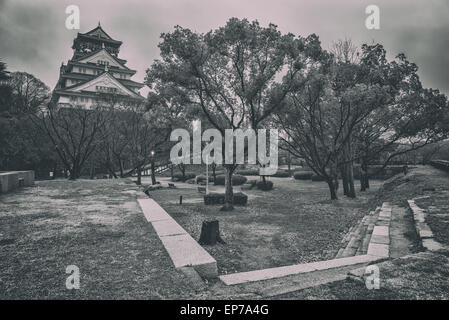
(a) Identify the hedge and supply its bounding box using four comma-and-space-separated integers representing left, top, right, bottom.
173, 172, 196, 182
204, 192, 248, 205
293, 171, 313, 180
214, 174, 247, 186
235, 169, 291, 178
271, 170, 291, 178
235, 169, 259, 176
196, 174, 214, 184
311, 174, 326, 181
256, 180, 274, 191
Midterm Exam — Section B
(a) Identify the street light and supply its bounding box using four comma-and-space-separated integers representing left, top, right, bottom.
150, 150, 156, 185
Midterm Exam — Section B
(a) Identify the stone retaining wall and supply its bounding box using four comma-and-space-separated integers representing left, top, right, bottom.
407, 198, 446, 251
0, 171, 35, 194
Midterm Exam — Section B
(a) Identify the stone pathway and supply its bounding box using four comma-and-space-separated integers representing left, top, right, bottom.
137, 198, 218, 278
231, 262, 374, 298
219, 254, 380, 286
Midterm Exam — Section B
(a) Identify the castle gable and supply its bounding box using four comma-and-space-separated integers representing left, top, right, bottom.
77, 49, 127, 70
66, 72, 140, 98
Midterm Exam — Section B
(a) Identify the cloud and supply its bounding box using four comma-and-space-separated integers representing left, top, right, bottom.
0, 0, 448, 95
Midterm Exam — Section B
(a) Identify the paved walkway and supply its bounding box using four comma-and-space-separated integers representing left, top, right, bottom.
138, 198, 218, 278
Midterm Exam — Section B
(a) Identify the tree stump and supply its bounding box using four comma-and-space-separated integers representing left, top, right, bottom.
198, 220, 225, 245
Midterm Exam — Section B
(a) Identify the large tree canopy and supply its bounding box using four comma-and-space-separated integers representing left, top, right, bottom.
276, 42, 449, 199
146, 18, 324, 210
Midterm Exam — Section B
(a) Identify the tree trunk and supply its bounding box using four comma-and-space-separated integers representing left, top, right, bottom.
221, 166, 234, 211
333, 175, 339, 191
108, 167, 118, 179
347, 160, 356, 198
344, 138, 356, 198
136, 166, 142, 185
151, 160, 156, 185
52, 163, 58, 179
360, 160, 370, 191
360, 174, 366, 191
69, 163, 79, 180
119, 159, 124, 178
89, 162, 95, 180
198, 220, 225, 245
327, 179, 338, 200
341, 166, 349, 196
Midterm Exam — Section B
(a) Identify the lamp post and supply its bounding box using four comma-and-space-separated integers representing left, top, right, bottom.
150, 150, 156, 185
206, 157, 209, 195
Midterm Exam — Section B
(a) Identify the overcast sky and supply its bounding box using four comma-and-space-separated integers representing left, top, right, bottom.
1, 0, 448, 96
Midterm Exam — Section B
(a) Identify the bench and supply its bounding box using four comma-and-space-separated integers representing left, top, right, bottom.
168, 183, 176, 189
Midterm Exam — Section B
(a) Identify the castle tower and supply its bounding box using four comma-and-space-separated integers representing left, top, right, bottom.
53, 23, 144, 108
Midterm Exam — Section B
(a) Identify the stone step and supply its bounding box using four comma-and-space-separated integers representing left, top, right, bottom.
219, 254, 381, 286
336, 218, 367, 258
341, 224, 357, 244
356, 211, 380, 255
259, 265, 362, 297
357, 222, 375, 255
336, 207, 382, 259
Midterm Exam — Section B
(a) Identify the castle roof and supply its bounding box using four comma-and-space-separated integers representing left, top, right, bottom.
77, 24, 122, 45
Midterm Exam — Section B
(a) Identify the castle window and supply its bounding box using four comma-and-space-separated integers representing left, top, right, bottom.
97, 60, 109, 66
96, 86, 117, 93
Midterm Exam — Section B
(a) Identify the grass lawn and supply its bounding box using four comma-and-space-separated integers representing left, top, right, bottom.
276, 166, 449, 300
149, 176, 382, 275
2, 166, 449, 299
0, 179, 209, 299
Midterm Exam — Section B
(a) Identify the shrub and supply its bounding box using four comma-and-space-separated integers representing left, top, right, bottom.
311, 174, 326, 181
235, 169, 259, 176
214, 174, 247, 186
173, 172, 196, 182
293, 171, 313, 180
204, 192, 248, 205
196, 174, 214, 184
256, 180, 274, 191
248, 179, 257, 187
272, 170, 291, 178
